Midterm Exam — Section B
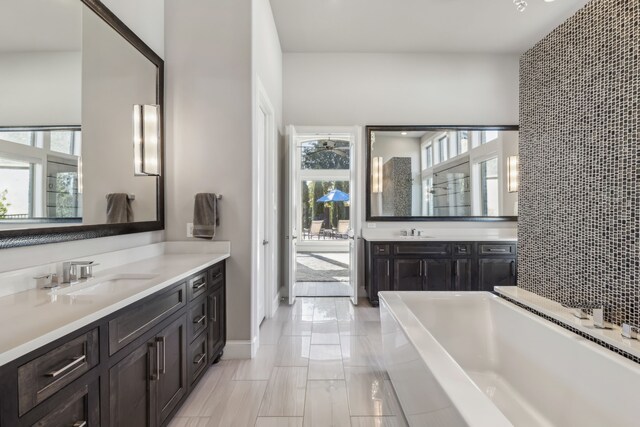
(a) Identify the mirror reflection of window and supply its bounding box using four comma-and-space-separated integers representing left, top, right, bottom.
480, 157, 499, 216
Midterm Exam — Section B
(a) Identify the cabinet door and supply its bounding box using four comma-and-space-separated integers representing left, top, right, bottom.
423, 259, 452, 291
156, 316, 187, 426
373, 258, 392, 294
478, 258, 517, 291
452, 259, 473, 291
207, 285, 225, 364
110, 341, 155, 427
394, 259, 423, 291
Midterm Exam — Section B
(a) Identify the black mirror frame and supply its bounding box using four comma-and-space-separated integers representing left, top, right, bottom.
0, 0, 165, 249
366, 125, 519, 222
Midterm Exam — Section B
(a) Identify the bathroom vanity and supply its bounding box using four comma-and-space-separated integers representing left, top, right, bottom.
0, 249, 228, 427
364, 238, 517, 305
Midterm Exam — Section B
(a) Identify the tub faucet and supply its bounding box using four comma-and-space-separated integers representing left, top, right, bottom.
562, 301, 611, 329
62, 260, 96, 284
621, 323, 640, 340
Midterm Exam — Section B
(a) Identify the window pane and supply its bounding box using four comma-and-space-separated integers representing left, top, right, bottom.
47, 158, 80, 218
0, 158, 32, 219
50, 131, 75, 154
481, 157, 499, 216
300, 139, 350, 170
0, 131, 34, 146
301, 180, 350, 240
458, 131, 469, 154
483, 131, 499, 144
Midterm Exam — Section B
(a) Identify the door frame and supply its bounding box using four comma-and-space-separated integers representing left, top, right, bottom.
287, 126, 361, 303
251, 77, 278, 355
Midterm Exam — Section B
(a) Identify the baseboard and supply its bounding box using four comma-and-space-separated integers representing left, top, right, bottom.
222, 340, 253, 359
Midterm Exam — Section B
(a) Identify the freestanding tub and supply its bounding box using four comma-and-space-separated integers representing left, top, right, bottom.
379, 291, 640, 427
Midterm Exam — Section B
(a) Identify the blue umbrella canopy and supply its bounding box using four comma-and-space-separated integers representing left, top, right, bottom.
317, 189, 350, 202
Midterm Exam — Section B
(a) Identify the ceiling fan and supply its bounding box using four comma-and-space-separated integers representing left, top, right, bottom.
306, 139, 350, 158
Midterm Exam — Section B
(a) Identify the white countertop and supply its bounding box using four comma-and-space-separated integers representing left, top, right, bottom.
363, 235, 517, 242
0, 249, 229, 367
361, 227, 517, 242
495, 286, 640, 360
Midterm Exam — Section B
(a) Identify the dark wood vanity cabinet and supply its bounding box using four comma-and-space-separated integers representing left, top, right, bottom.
365, 240, 516, 305
0, 260, 227, 427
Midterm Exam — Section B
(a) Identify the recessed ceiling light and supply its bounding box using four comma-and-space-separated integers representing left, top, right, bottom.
401, 132, 408, 136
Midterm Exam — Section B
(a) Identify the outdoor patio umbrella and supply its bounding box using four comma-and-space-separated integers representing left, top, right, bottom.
317, 189, 350, 202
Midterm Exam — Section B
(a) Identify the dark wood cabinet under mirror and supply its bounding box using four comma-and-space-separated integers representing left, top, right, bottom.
0, 0, 165, 249
366, 125, 519, 222
0, 260, 227, 427
365, 240, 517, 305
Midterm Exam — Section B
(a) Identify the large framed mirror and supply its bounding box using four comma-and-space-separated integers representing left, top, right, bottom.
366, 125, 518, 221
0, 0, 164, 248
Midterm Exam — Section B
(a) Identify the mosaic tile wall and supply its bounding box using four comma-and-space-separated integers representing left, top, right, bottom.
518, 0, 640, 326
382, 157, 412, 216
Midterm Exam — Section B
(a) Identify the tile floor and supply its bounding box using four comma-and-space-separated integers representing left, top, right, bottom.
170, 297, 409, 427
294, 281, 352, 297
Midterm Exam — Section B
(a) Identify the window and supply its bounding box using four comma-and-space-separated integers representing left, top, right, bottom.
300, 139, 350, 170
457, 131, 469, 154
482, 130, 499, 144
438, 135, 448, 163
47, 158, 80, 218
0, 131, 35, 147
50, 130, 81, 155
0, 157, 33, 218
424, 144, 433, 168
480, 157, 499, 216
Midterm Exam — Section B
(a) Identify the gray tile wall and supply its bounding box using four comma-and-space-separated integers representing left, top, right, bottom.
518, 0, 640, 325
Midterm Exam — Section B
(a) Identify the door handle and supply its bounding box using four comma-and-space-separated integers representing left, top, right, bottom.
453, 260, 457, 277
156, 336, 166, 375
419, 261, 422, 277
263, 239, 269, 245
213, 296, 217, 322
510, 261, 516, 277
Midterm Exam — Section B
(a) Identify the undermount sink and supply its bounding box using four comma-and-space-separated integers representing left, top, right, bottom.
397, 235, 434, 240
52, 273, 158, 296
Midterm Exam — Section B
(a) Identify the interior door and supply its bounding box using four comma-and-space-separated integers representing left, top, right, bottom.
287, 125, 299, 305
348, 129, 359, 304
257, 105, 267, 323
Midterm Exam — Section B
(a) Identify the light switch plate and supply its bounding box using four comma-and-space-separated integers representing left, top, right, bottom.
187, 223, 194, 238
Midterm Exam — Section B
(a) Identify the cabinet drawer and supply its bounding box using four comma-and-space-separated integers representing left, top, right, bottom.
372, 244, 390, 256
453, 244, 472, 256
30, 378, 99, 427
394, 243, 451, 256
109, 283, 186, 355
209, 263, 225, 288
188, 295, 208, 343
479, 243, 516, 256
188, 332, 208, 386
18, 329, 99, 416
188, 273, 208, 301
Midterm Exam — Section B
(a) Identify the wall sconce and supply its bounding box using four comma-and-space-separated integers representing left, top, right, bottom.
133, 104, 161, 176
372, 156, 383, 193
507, 155, 519, 193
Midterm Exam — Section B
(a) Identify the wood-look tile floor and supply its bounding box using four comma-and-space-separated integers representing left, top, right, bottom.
170, 297, 409, 427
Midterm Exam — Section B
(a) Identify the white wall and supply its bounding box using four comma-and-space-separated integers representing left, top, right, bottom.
165, 0, 253, 344
0, 52, 81, 126
0, 0, 165, 275
101, 0, 165, 58
284, 52, 519, 232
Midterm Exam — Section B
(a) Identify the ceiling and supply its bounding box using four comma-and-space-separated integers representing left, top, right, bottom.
269, 0, 591, 54
0, 0, 82, 53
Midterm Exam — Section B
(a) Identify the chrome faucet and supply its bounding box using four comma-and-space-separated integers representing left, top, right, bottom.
622, 323, 639, 340
62, 260, 96, 284
562, 301, 611, 329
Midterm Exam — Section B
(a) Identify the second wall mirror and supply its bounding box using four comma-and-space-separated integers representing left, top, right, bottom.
366, 125, 519, 221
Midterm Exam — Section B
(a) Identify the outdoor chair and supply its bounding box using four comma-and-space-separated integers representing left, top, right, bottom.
305, 220, 324, 239
332, 220, 350, 239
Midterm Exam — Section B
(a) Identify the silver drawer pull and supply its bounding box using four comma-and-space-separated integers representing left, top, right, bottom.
45, 355, 86, 378
73, 421, 87, 427
212, 272, 223, 280
194, 353, 207, 365
488, 248, 507, 253
192, 279, 206, 290
193, 314, 206, 324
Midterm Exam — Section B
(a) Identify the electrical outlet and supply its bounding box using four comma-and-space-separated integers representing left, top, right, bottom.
367, 223, 377, 228
187, 223, 194, 238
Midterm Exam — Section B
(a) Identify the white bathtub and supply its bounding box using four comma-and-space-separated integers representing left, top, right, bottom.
379, 291, 640, 427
